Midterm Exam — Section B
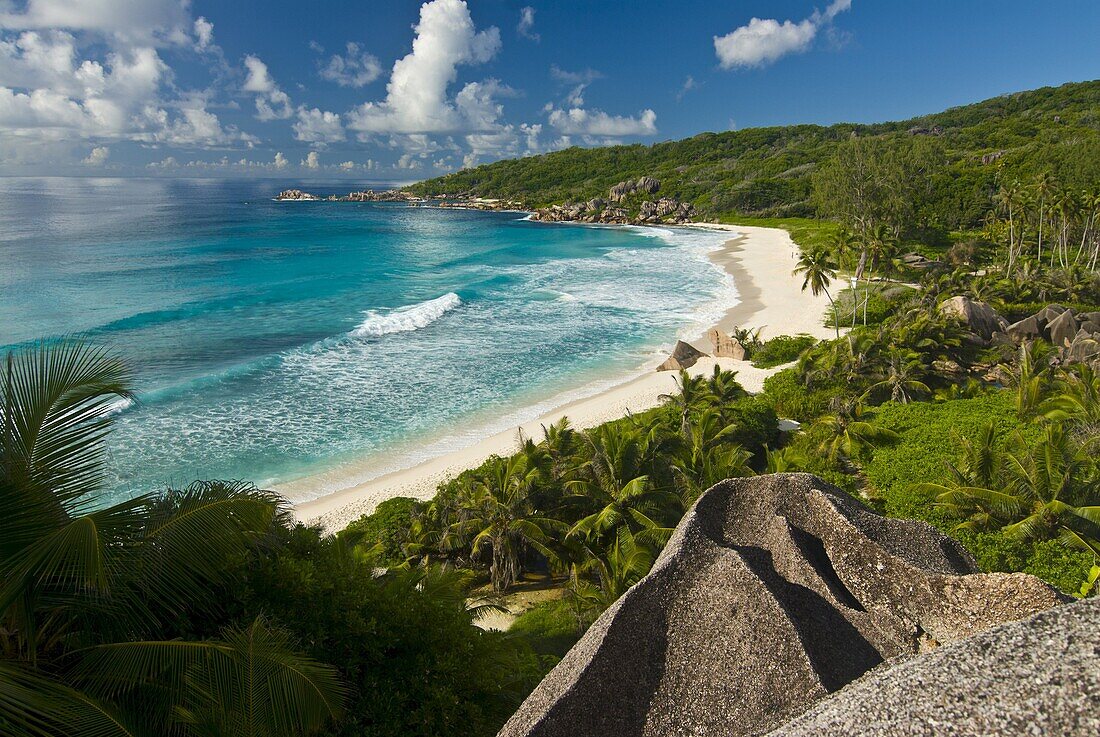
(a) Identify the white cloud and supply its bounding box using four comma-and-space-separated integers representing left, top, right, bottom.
81, 145, 108, 165
0, 2, 250, 158
714, 0, 852, 69
0, 0, 194, 46
319, 42, 381, 87
396, 152, 422, 169
676, 75, 697, 101
547, 106, 657, 137
302, 150, 320, 169
273, 151, 288, 169
193, 16, 213, 51
147, 155, 177, 169
293, 106, 344, 143
346, 0, 502, 135
339, 160, 355, 170
517, 7, 539, 42
243, 55, 293, 120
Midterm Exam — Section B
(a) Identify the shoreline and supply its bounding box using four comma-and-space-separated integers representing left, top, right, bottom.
292, 223, 832, 531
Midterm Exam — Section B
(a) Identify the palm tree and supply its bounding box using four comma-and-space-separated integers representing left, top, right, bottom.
1034, 172, 1057, 264
812, 398, 899, 462
671, 409, 752, 505
1, 341, 344, 737
565, 474, 678, 550
927, 426, 1100, 556
861, 349, 931, 404
794, 247, 841, 339
1042, 365, 1100, 453
704, 364, 748, 406
448, 455, 562, 592
568, 528, 653, 617
918, 423, 1003, 531
996, 182, 1022, 270
540, 417, 579, 482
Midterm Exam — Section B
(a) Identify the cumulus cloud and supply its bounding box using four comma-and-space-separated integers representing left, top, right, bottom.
346, 0, 502, 135
714, 0, 851, 69
273, 151, 288, 169
301, 150, 320, 169
243, 54, 293, 120
517, 7, 538, 41
544, 65, 656, 138
293, 106, 344, 143
319, 42, 381, 87
0, 0, 194, 46
0, 1, 250, 160
339, 160, 355, 170
81, 145, 108, 165
193, 16, 213, 50
547, 107, 657, 137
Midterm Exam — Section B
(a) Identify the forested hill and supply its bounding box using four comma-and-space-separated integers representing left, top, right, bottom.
407, 80, 1100, 229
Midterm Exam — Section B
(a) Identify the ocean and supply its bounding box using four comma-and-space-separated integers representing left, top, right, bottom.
0, 177, 737, 504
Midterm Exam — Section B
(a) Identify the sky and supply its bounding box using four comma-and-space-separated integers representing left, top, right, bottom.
0, 0, 1097, 180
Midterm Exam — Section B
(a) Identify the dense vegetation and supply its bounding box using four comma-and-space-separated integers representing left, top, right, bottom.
408, 80, 1100, 230
4, 80, 1100, 736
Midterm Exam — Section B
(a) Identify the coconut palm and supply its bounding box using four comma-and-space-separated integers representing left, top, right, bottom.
1042, 364, 1100, 453
0, 341, 344, 737
918, 423, 1003, 531
671, 409, 753, 505
448, 455, 563, 592
1034, 172, 1057, 264
540, 417, 580, 482
812, 398, 899, 462
567, 528, 654, 618
861, 349, 931, 404
565, 474, 678, 551
703, 364, 748, 407
794, 247, 841, 339
929, 425, 1100, 556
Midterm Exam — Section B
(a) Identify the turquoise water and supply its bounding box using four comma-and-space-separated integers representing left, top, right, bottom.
0, 177, 736, 503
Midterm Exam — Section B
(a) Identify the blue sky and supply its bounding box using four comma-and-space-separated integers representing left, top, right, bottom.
0, 0, 1097, 179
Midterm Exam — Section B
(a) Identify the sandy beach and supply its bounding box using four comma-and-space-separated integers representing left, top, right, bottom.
292, 223, 834, 531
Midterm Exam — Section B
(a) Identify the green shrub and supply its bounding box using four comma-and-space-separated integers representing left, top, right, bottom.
510, 599, 584, 658
341, 496, 420, 565
862, 392, 1089, 593
721, 395, 780, 456
761, 368, 846, 420
751, 334, 817, 368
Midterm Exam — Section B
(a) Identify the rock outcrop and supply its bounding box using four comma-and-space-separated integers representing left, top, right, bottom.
275, 188, 320, 201
709, 327, 746, 359
938, 296, 1008, 341
609, 176, 661, 202
528, 195, 696, 226
767, 597, 1099, 736
656, 340, 707, 371
999, 304, 1100, 367
499, 474, 1066, 737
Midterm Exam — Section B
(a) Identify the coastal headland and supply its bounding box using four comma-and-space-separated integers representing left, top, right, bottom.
291, 222, 834, 531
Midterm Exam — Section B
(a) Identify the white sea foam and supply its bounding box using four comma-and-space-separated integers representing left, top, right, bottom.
105, 396, 134, 415
350, 292, 461, 338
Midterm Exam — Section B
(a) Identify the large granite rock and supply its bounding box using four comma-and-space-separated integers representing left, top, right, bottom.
709, 327, 746, 359
766, 597, 1099, 736
499, 474, 1065, 737
656, 340, 707, 371
1047, 308, 1080, 347
938, 296, 1008, 341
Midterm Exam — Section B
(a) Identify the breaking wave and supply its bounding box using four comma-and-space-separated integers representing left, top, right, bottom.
350, 292, 462, 339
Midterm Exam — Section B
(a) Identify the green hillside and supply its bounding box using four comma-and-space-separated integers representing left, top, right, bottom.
408, 80, 1100, 229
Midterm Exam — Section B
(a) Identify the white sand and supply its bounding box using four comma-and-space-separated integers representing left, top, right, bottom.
291, 224, 833, 531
